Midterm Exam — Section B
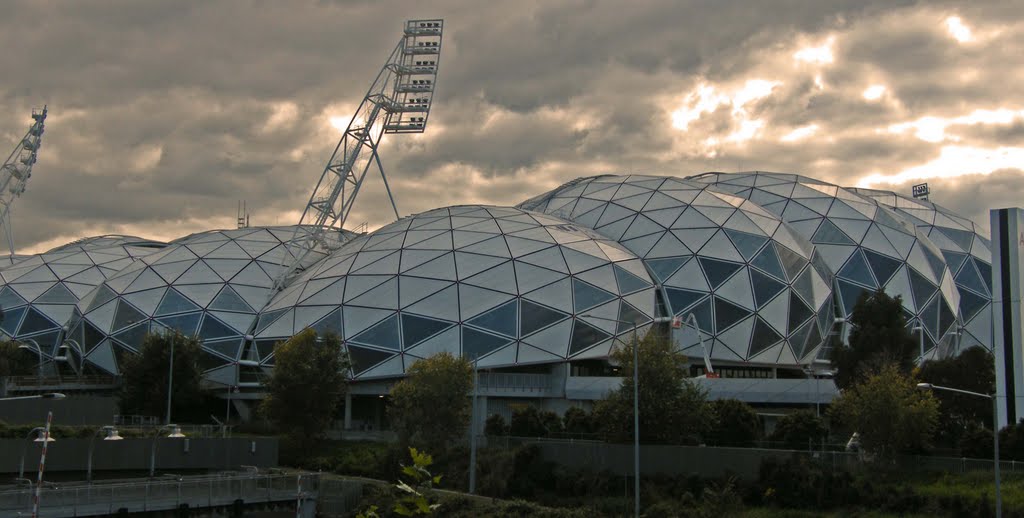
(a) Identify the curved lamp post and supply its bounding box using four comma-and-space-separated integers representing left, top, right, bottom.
86, 426, 123, 483
0, 392, 65, 402
149, 424, 186, 477
917, 383, 1001, 518
18, 427, 55, 478
17, 339, 44, 380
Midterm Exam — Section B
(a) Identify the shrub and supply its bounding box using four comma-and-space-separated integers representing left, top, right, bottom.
485, 413, 509, 436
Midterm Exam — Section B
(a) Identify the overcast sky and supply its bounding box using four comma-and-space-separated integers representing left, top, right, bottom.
1, 0, 1021, 253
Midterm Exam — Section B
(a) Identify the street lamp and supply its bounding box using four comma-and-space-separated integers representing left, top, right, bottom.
468, 356, 480, 495
17, 339, 44, 380
18, 427, 56, 479
917, 383, 1001, 518
149, 424, 186, 477
580, 313, 644, 518
86, 426, 123, 483
912, 325, 925, 365
165, 339, 176, 425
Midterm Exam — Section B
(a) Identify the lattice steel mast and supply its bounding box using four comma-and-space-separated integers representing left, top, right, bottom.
0, 106, 46, 259
275, 19, 444, 291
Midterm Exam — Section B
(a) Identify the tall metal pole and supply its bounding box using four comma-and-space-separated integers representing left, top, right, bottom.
632, 322, 639, 518
165, 338, 175, 425
994, 396, 1002, 518
31, 411, 52, 518
468, 357, 479, 494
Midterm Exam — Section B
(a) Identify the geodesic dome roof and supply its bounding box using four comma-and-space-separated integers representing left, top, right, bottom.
254, 205, 657, 379
518, 174, 834, 365
0, 235, 166, 359
851, 187, 992, 351
692, 172, 961, 358
66, 226, 349, 378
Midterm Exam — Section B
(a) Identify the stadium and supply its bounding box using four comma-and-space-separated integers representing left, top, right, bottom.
0, 171, 993, 426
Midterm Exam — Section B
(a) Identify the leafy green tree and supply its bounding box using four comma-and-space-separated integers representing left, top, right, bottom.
709, 399, 761, 447
484, 414, 508, 436
999, 420, 1024, 461
388, 352, 473, 453
119, 331, 210, 422
593, 330, 713, 444
769, 410, 828, 449
829, 364, 939, 459
0, 340, 33, 377
831, 289, 918, 390
261, 329, 349, 440
918, 346, 995, 450
510, 405, 562, 437
563, 407, 595, 437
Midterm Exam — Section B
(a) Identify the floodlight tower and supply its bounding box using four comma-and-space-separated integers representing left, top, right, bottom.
0, 106, 46, 259
273, 19, 444, 291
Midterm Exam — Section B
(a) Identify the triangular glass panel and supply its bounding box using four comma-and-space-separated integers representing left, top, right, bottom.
976, 260, 992, 287
864, 249, 902, 287
750, 269, 786, 308
613, 264, 650, 294
838, 250, 876, 288
112, 323, 150, 350
937, 226, 975, 252
811, 219, 855, 245
697, 257, 743, 289
751, 244, 786, 281
519, 299, 569, 337
0, 286, 26, 310
941, 250, 969, 276
347, 345, 394, 375
401, 313, 454, 348
112, 301, 147, 332
351, 314, 401, 350
688, 297, 714, 334
572, 279, 615, 312
617, 302, 647, 333
462, 327, 512, 360
17, 307, 56, 335
199, 350, 231, 372
959, 289, 989, 322
204, 339, 241, 360
645, 257, 688, 282
84, 284, 118, 313
82, 320, 106, 353
938, 298, 957, 337
788, 291, 814, 332
749, 317, 782, 357
775, 245, 808, 283
209, 286, 253, 312
838, 280, 868, 316
665, 288, 705, 315
713, 296, 749, 332
254, 339, 279, 362
155, 289, 199, 316
922, 246, 948, 283
568, 318, 610, 356
955, 260, 988, 296
255, 308, 287, 335
908, 267, 938, 310
466, 300, 517, 337
724, 229, 768, 260
311, 308, 343, 338
35, 283, 77, 304
0, 306, 25, 335
198, 314, 238, 341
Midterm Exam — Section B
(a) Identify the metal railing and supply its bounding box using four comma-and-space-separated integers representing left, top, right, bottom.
0, 472, 319, 517
477, 372, 554, 394
7, 376, 119, 390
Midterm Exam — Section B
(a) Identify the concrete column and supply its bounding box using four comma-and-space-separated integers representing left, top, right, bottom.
344, 393, 352, 430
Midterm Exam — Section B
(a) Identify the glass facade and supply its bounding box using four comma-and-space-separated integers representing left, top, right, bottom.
519, 175, 834, 364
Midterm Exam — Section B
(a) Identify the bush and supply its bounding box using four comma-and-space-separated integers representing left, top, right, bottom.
511, 405, 560, 437
768, 410, 827, 450
563, 407, 595, 437
485, 414, 509, 436
709, 399, 760, 447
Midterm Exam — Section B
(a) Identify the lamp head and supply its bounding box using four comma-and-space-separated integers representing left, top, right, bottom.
916, 383, 934, 390
104, 428, 123, 441
166, 425, 185, 438
33, 430, 55, 443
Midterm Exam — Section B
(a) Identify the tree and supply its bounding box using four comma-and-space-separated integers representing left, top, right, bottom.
769, 410, 828, 449
484, 414, 508, 436
509, 405, 562, 437
0, 340, 33, 377
261, 329, 349, 440
563, 407, 595, 437
918, 346, 995, 450
828, 364, 939, 459
593, 330, 713, 445
119, 331, 210, 422
831, 289, 918, 390
388, 352, 473, 453
709, 399, 761, 447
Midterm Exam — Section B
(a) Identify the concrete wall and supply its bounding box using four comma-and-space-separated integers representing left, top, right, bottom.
0, 437, 278, 475
0, 396, 119, 425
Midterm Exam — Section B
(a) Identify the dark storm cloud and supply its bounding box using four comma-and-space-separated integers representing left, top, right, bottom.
0, 0, 1019, 251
